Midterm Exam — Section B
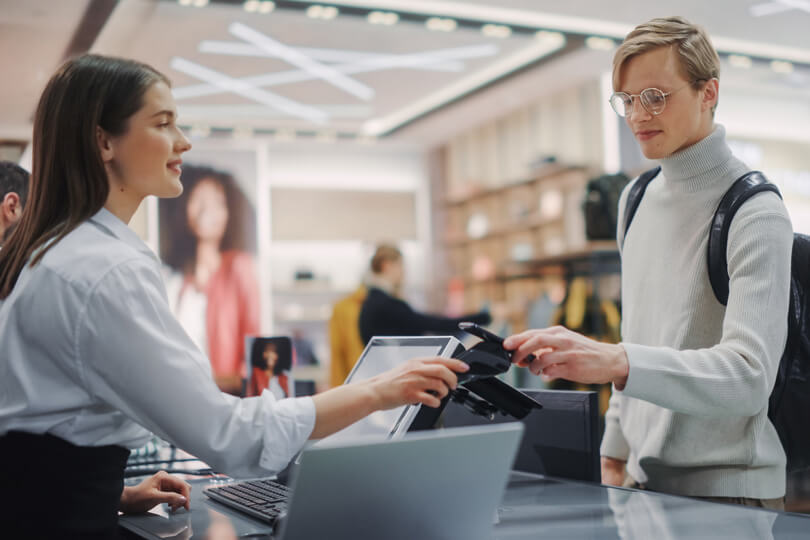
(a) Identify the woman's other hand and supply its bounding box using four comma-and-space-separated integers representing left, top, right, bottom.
120, 471, 191, 514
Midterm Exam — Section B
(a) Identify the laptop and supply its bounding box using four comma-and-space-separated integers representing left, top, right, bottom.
203, 336, 464, 522
274, 423, 523, 540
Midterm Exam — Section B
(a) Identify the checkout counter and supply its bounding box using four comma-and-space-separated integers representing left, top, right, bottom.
119, 466, 810, 539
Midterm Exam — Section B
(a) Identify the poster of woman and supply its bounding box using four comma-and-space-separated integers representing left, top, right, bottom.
245, 336, 294, 400
159, 163, 259, 395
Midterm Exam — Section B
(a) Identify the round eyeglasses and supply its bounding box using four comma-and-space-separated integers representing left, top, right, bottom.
609, 83, 693, 118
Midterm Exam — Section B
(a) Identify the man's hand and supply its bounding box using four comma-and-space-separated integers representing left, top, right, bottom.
601, 456, 627, 486
120, 471, 191, 514
503, 326, 629, 389
368, 357, 470, 409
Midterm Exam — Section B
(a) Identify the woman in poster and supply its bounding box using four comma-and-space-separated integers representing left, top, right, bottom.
160, 165, 259, 394
246, 338, 292, 399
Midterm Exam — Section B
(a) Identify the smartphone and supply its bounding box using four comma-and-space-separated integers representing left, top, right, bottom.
458, 322, 504, 344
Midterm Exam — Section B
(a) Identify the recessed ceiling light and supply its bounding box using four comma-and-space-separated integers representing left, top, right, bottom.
585, 36, 615, 51
316, 130, 337, 143
426, 17, 457, 32
178, 0, 193, 6
306, 5, 338, 20
367, 11, 398, 25
481, 24, 511, 39
190, 125, 211, 137
258, 1, 275, 14
771, 60, 794, 73
192, 0, 208, 7
232, 125, 254, 139
534, 31, 565, 47
274, 128, 295, 141
728, 54, 753, 69
243, 0, 260, 12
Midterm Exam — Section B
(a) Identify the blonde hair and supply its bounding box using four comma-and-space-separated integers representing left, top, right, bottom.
370, 244, 402, 274
612, 16, 720, 97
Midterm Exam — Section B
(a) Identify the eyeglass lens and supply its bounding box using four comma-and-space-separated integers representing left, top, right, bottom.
610, 88, 667, 117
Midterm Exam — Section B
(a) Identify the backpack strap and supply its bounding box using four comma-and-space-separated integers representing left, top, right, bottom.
708, 171, 782, 305
621, 166, 662, 247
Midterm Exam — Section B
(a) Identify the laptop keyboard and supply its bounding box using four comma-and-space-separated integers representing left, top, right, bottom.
204, 478, 290, 523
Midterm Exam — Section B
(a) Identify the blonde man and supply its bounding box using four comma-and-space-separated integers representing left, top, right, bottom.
505, 16, 791, 508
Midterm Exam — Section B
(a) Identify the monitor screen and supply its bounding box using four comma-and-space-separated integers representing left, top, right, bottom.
314, 337, 455, 447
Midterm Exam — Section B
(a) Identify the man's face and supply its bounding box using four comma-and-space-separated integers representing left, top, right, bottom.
618, 46, 717, 160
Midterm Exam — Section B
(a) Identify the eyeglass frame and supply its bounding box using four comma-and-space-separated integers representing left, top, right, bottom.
609, 80, 706, 118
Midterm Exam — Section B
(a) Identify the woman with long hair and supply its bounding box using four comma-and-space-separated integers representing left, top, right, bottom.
160, 164, 260, 394
0, 54, 467, 538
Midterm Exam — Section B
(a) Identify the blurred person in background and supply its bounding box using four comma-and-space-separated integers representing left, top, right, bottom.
329, 282, 367, 387
359, 244, 491, 345
0, 161, 29, 246
159, 165, 259, 395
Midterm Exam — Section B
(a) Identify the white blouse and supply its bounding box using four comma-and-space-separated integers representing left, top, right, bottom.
0, 208, 315, 478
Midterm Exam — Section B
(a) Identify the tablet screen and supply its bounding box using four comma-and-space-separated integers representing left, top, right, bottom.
314, 338, 452, 446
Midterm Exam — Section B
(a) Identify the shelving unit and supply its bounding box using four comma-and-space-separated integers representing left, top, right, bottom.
439, 163, 618, 325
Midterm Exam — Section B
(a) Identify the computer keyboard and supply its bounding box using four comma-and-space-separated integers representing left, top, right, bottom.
204, 478, 290, 523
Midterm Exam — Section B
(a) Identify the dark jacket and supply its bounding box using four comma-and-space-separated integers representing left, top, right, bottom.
359, 286, 491, 344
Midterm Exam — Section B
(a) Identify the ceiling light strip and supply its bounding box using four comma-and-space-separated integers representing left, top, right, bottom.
283, 0, 810, 64
228, 22, 375, 100
170, 57, 328, 123
361, 36, 566, 136
283, 0, 631, 37
175, 44, 498, 99
198, 40, 485, 69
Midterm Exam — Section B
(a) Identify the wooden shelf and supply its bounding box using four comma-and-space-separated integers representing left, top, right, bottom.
442, 163, 582, 206
444, 214, 564, 246
453, 241, 619, 284
499, 242, 619, 279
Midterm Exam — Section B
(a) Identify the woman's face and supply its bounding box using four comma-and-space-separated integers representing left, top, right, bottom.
101, 81, 191, 200
186, 178, 229, 242
263, 345, 278, 371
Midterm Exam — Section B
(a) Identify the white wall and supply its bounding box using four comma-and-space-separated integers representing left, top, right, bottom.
265, 140, 433, 309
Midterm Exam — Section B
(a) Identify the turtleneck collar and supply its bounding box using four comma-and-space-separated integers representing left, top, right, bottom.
658, 124, 735, 190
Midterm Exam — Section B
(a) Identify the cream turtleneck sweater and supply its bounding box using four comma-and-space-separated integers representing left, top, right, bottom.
601, 125, 792, 498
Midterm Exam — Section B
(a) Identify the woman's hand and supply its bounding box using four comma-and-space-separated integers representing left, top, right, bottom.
120, 471, 191, 514
369, 357, 470, 409
601, 456, 627, 486
310, 357, 469, 440
504, 326, 629, 388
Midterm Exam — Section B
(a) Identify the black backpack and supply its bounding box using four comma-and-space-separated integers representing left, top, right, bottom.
624, 167, 810, 473
583, 173, 631, 240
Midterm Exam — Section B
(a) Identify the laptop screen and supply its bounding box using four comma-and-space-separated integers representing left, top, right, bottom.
314, 336, 457, 447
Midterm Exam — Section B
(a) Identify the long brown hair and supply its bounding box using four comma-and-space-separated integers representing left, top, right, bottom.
158, 164, 257, 276
0, 54, 168, 299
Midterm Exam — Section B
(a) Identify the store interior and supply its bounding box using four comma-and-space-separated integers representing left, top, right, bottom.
2, 0, 810, 513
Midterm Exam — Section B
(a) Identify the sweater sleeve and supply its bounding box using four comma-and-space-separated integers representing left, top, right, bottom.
621, 195, 792, 418
600, 385, 631, 460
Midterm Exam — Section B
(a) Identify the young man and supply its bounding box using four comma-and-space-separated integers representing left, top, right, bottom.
505, 16, 792, 509
0, 161, 29, 245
